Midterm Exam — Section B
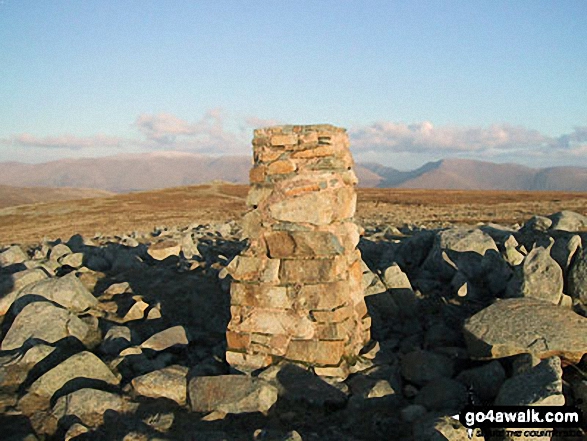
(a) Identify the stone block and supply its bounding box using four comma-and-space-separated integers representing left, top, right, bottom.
267, 159, 296, 175
264, 231, 344, 258
271, 134, 297, 146
230, 283, 291, 309
293, 281, 350, 310
286, 339, 345, 366
279, 256, 347, 283
268, 187, 356, 225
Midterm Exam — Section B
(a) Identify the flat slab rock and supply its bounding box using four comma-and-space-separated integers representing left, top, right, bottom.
464, 298, 587, 363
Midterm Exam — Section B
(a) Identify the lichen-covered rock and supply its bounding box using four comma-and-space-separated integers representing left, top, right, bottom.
131, 365, 188, 405
0, 272, 97, 316
1, 301, 100, 350
18, 351, 119, 413
0, 245, 28, 266
464, 298, 587, 363
495, 357, 564, 406
569, 247, 587, 304
516, 246, 563, 304
189, 375, 278, 414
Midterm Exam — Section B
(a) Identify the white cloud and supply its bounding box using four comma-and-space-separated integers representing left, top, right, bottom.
2, 113, 585, 167
349, 121, 549, 153
6, 133, 123, 150
133, 109, 248, 153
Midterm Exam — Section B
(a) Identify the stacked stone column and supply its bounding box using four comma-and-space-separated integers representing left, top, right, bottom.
225, 124, 370, 378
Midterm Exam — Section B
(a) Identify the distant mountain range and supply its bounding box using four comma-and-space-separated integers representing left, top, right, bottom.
0, 152, 585, 192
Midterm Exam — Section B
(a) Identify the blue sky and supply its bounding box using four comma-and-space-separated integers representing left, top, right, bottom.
0, 0, 586, 169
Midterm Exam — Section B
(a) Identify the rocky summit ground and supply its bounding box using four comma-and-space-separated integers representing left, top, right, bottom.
0, 188, 587, 440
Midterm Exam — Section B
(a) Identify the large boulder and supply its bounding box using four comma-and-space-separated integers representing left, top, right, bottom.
1, 301, 100, 350
0, 245, 28, 266
513, 246, 563, 304
424, 228, 498, 279
131, 365, 188, 405
189, 375, 278, 415
548, 210, 587, 232
0, 268, 48, 295
495, 357, 564, 406
456, 360, 506, 404
400, 350, 455, 387
569, 247, 587, 304
18, 351, 119, 412
51, 388, 125, 429
550, 234, 582, 275
464, 298, 587, 363
0, 344, 56, 392
0, 272, 98, 316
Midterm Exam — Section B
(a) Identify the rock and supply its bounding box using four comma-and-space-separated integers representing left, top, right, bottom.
0, 272, 98, 316
18, 351, 119, 412
495, 357, 564, 406
569, 247, 587, 304
60, 252, 84, 268
148, 240, 181, 261
347, 373, 397, 400
550, 234, 582, 275
64, 423, 90, 440
49, 243, 72, 261
180, 233, 200, 258
413, 415, 474, 441
523, 215, 552, 232
424, 228, 498, 279
0, 344, 56, 390
264, 363, 348, 408
102, 281, 132, 298
400, 351, 455, 387
1, 301, 100, 350
414, 378, 467, 412
101, 325, 132, 355
362, 265, 387, 296
0, 245, 28, 266
189, 375, 278, 414
51, 388, 124, 428
502, 235, 525, 266
381, 264, 412, 290
456, 360, 506, 403
516, 246, 563, 304
548, 210, 587, 232
141, 326, 189, 351
131, 365, 188, 405
464, 298, 587, 363
481, 249, 514, 297
400, 404, 428, 423
120, 297, 149, 322
0, 268, 48, 295
254, 430, 303, 441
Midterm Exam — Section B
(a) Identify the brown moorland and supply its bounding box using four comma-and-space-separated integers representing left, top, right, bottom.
0, 182, 586, 246
0, 185, 114, 209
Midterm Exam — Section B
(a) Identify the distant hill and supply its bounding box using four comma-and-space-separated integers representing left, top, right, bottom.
0, 185, 113, 209
0, 153, 585, 192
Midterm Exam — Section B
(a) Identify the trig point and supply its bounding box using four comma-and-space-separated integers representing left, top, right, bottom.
225, 124, 370, 378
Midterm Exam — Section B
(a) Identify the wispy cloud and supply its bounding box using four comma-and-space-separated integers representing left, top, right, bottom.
134, 108, 247, 153
2, 112, 585, 167
349, 121, 549, 153
5, 133, 123, 150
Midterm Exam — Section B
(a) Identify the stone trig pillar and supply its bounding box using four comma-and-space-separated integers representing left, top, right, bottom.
225, 124, 370, 378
